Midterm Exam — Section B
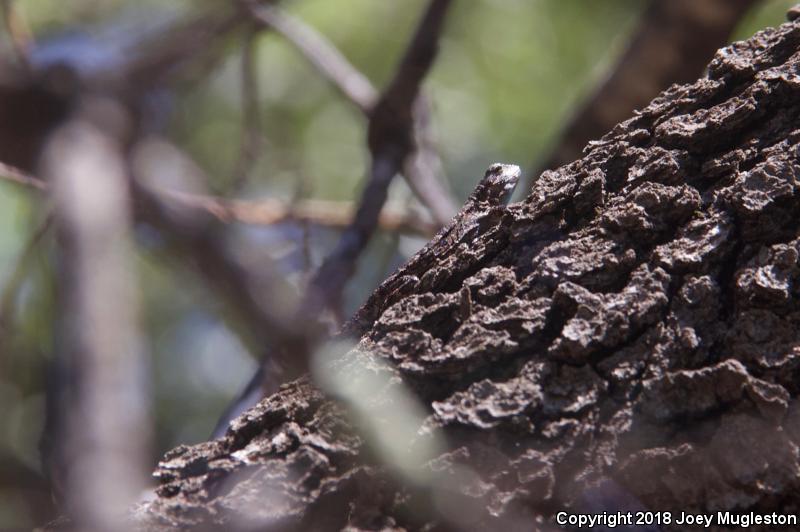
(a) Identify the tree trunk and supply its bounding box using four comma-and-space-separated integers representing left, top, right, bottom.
136, 12, 800, 532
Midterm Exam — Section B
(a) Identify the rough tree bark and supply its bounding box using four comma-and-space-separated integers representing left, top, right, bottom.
135, 11, 800, 532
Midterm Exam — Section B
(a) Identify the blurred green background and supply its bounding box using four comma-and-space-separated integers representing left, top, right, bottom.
0, 0, 796, 527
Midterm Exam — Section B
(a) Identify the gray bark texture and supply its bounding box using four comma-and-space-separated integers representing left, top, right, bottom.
136, 13, 800, 532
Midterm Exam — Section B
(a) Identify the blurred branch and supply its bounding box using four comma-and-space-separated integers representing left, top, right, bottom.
230, 28, 265, 190
44, 100, 148, 531
0, 6, 248, 176
0, 161, 46, 190
534, 0, 761, 178
292, 173, 314, 274
0, 151, 318, 378
1, 0, 32, 70
166, 192, 437, 236
247, 2, 456, 226
245, 2, 377, 112
130, 169, 317, 378
0, 161, 434, 236
405, 95, 455, 224
298, 0, 453, 316
123, 9, 244, 92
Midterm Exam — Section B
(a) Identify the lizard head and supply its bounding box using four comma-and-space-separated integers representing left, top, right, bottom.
476, 163, 521, 206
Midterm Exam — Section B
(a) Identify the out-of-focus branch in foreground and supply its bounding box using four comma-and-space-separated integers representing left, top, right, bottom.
44, 98, 149, 532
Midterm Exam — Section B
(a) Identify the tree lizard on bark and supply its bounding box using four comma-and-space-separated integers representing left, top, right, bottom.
341, 163, 521, 337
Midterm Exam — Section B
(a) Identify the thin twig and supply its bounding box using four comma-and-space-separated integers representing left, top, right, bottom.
246, 2, 377, 112
300, 0, 453, 316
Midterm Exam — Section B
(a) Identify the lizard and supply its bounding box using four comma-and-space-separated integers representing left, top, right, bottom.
340, 162, 521, 338
211, 164, 520, 438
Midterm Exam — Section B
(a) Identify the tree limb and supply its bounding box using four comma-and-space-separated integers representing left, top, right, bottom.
299, 0, 453, 317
